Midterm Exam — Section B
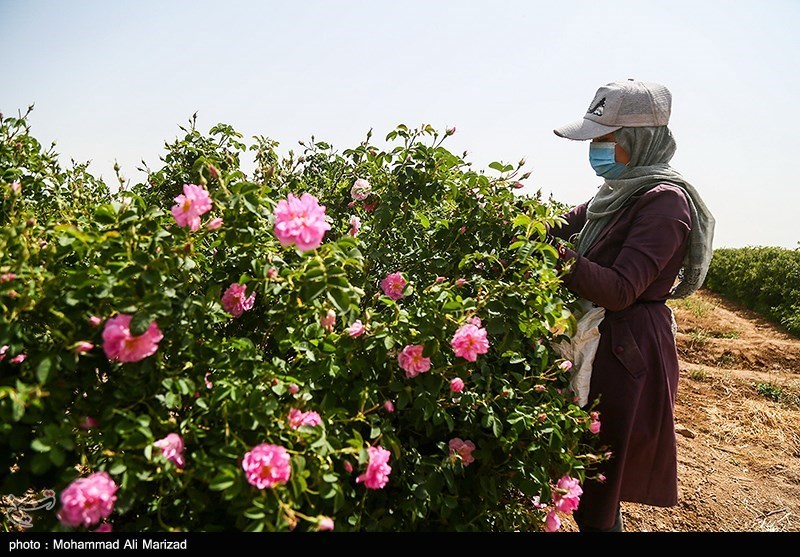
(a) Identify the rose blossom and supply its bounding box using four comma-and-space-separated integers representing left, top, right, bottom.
449, 438, 476, 466
449, 377, 465, 393
10, 353, 26, 364
552, 475, 583, 513
75, 341, 94, 354
57, 472, 118, 528
288, 408, 323, 430
88, 315, 102, 327
380, 272, 407, 301
242, 443, 292, 489
348, 215, 361, 237
320, 309, 336, 332
350, 178, 371, 201
397, 344, 431, 378
171, 183, 213, 232
356, 446, 392, 490
544, 510, 562, 532
206, 217, 223, 231
383, 400, 394, 413
318, 517, 335, 531
153, 433, 185, 469
347, 319, 365, 338
288, 383, 299, 394
273, 193, 331, 251
559, 360, 573, 372
102, 314, 163, 363
79, 417, 99, 430
450, 321, 490, 362
221, 283, 256, 318
589, 419, 601, 434
455, 278, 467, 287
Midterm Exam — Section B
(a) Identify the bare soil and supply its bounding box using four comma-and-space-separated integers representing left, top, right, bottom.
561, 288, 800, 532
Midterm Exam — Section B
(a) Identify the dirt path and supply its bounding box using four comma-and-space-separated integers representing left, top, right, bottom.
562, 288, 800, 532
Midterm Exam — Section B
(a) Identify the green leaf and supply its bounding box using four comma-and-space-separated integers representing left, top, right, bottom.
512, 214, 531, 228
209, 474, 235, 491
36, 357, 52, 384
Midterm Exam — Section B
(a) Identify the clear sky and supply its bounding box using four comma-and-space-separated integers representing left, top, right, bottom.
1, 0, 798, 249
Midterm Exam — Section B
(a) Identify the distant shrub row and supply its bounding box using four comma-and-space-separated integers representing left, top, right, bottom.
704, 246, 800, 337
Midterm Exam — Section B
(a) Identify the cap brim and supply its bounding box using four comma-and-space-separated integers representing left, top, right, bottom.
553, 118, 621, 140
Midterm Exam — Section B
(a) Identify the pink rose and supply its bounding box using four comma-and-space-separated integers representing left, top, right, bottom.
449, 377, 465, 393
75, 341, 94, 354
288, 383, 300, 394
242, 444, 292, 489
171, 183, 213, 232
380, 272, 407, 301
10, 353, 26, 364
57, 472, 118, 528
552, 475, 583, 513
79, 417, 99, 430
318, 517, 334, 531
455, 278, 467, 287
356, 446, 392, 490
347, 319, 365, 338
397, 344, 431, 378
206, 217, 223, 231
383, 400, 395, 413
320, 309, 336, 333
559, 360, 573, 372
450, 322, 490, 362
343, 461, 354, 473
288, 408, 323, 430
449, 438, 476, 466
589, 419, 601, 434
544, 510, 562, 532
348, 215, 361, 237
88, 315, 102, 327
273, 193, 331, 252
221, 283, 256, 318
153, 433, 185, 469
102, 314, 163, 363
350, 179, 372, 201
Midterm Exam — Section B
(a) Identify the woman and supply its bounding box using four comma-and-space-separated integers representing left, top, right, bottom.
549, 79, 715, 532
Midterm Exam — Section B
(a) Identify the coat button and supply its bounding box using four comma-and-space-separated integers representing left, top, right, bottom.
615, 346, 625, 355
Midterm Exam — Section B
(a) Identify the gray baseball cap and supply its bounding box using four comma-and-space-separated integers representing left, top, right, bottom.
554, 80, 672, 140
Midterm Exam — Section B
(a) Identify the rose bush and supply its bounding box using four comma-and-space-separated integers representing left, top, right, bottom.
1, 109, 607, 532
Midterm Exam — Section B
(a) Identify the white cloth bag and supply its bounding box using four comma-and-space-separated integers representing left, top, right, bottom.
552, 300, 606, 408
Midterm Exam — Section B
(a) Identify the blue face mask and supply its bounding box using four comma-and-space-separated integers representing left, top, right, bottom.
589, 142, 628, 179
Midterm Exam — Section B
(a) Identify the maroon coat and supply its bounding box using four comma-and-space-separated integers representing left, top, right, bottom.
551, 183, 691, 529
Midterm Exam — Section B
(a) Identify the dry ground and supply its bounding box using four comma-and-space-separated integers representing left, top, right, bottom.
561, 288, 800, 532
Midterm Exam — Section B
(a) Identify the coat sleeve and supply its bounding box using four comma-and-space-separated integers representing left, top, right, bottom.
549, 202, 588, 242
560, 186, 691, 311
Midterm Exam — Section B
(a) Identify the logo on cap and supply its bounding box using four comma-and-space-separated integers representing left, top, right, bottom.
587, 97, 605, 117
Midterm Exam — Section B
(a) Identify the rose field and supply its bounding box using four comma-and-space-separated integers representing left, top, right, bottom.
0, 108, 604, 532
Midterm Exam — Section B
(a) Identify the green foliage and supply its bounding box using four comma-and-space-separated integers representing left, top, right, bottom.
705, 247, 800, 336
0, 109, 602, 532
